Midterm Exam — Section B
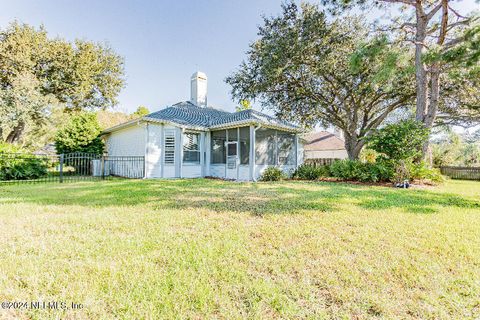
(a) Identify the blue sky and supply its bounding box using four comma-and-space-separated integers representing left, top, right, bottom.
1, 0, 478, 114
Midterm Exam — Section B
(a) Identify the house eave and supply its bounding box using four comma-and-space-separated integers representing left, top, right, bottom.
101, 118, 145, 135
209, 119, 302, 133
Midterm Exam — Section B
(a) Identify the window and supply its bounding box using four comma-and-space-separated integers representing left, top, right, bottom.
211, 130, 226, 164
278, 133, 295, 165
164, 130, 175, 165
183, 132, 200, 164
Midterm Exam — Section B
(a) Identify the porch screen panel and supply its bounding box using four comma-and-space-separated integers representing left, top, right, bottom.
227, 129, 238, 169
211, 130, 226, 164
239, 127, 250, 165
278, 132, 295, 165
255, 128, 276, 165
228, 128, 237, 142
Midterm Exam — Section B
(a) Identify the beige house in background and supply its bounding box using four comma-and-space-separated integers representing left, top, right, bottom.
303, 131, 348, 160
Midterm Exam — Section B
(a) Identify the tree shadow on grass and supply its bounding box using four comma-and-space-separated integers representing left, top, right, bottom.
0, 179, 478, 216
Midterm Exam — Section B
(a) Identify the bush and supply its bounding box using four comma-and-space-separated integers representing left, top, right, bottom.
359, 148, 379, 163
292, 164, 330, 180
408, 161, 445, 184
55, 112, 104, 155
0, 143, 21, 153
365, 160, 395, 182
367, 119, 430, 161
260, 167, 285, 181
330, 160, 362, 180
297, 159, 443, 185
0, 157, 49, 181
0, 143, 49, 181
364, 119, 445, 184
329, 159, 394, 183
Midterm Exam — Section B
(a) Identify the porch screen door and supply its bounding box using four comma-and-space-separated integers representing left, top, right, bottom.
226, 142, 238, 180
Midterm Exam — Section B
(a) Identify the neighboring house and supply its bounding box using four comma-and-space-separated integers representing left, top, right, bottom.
102, 72, 304, 181
34, 143, 57, 156
303, 131, 348, 160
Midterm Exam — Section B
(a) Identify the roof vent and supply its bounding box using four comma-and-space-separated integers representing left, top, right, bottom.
190, 71, 207, 107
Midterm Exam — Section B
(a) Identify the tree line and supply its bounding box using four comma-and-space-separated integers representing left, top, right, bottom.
0, 22, 151, 152
1, 4, 478, 163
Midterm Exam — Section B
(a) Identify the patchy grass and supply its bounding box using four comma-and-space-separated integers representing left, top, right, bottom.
0, 179, 479, 319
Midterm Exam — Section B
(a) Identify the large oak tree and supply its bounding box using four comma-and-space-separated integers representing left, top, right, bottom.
322, 0, 480, 156
226, 3, 415, 159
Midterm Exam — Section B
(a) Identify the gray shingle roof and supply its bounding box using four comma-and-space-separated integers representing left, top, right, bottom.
303, 131, 345, 151
144, 101, 300, 131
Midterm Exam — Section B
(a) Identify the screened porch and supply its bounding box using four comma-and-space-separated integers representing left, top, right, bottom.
206, 126, 299, 180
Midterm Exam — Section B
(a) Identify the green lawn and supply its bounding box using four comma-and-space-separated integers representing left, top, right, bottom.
0, 179, 479, 319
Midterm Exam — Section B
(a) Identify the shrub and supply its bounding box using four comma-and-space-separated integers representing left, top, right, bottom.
292, 164, 330, 180
0, 157, 49, 181
359, 148, 379, 163
408, 161, 445, 184
298, 159, 443, 184
329, 159, 363, 180
364, 120, 445, 184
260, 167, 285, 181
366, 159, 395, 182
55, 112, 104, 155
0, 142, 21, 154
391, 160, 445, 184
367, 119, 430, 161
329, 159, 394, 183
0, 143, 49, 181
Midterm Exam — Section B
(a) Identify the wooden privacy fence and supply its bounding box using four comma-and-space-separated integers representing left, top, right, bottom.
0, 152, 144, 184
439, 166, 480, 180
304, 158, 340, 167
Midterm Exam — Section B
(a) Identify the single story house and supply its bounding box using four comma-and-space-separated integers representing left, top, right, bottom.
303, 131, 348, 160
102, 72, 304, 181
